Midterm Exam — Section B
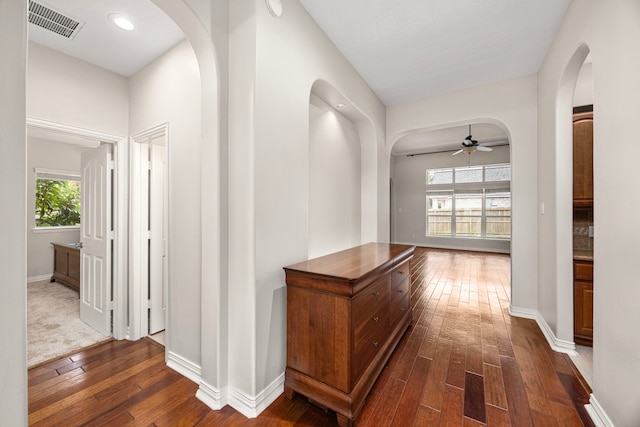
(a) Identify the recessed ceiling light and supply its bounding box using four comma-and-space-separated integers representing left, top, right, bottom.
109, 14, 135, 31
266, 0, 283, 18
336, 103, 346, 109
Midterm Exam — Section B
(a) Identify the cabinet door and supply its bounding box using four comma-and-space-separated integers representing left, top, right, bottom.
574, 280, 593, 340
573, 111, 593, 206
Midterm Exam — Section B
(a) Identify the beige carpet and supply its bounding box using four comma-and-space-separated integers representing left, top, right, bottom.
28, 280, 109, 367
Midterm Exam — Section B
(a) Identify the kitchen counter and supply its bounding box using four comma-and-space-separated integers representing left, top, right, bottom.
573, 249, 593, 262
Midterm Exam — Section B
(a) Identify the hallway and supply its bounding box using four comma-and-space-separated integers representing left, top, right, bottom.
28, 247, 593, 426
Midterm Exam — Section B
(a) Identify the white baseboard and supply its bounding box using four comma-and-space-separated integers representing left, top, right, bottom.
585, 394, 615, 427
509, 305, 576, 355
28, 274, 52, 283
227, 373, 285, 419
196, 380, 228, 410
533, 313, 576, 355
170, 353, 283, 420
393, 240, 510, 254
508, 305, 538, 319
166, 351, 202, 385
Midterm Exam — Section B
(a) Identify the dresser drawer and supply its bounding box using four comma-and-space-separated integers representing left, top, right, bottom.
354, 299, 389, 349
390, 292, 410, 327
352, 276, 390, 323
391, 275, 409, 300
353, 303, 389, 381
391, 261, 410, 290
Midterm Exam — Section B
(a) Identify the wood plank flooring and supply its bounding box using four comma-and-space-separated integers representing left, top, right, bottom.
28, 247, 594, 426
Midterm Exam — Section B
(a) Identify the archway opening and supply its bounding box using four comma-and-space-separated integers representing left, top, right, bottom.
568, 49, 595, 386
389, 122, 512, 254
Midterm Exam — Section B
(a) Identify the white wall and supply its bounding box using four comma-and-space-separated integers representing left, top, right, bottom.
227, 0, 387, 403
392, 145, 510, 253
387, 76, 538, 313
27, 42, 128, 136
25, 42, 128, 282
573, 60, 593, 107
537, 1, 640, 425
129, 39, 202, 366
308, 94, 361, 258
26, 138, 86, 280
151, 0, 230, 404
0, 1, 27, 424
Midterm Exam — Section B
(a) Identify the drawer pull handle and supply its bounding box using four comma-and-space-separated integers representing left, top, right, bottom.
372, 341, 379, 348
372, 316, 379, 322
398, 271, 404, 275
372, 292, 379, 297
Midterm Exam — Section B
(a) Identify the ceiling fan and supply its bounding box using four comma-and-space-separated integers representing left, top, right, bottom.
452, 125, 494, 156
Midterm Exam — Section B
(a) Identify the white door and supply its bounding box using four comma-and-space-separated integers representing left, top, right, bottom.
80, 144, 112, 336
149, 143, 167, 334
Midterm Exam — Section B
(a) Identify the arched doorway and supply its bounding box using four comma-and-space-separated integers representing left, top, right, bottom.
388, 121, 513, 301
557, 45, 594, 385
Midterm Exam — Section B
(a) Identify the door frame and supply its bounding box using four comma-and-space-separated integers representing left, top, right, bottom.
130, 123, 169, 341
26, 117, 129, 339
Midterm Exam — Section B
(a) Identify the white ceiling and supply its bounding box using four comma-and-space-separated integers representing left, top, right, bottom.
298, 0, 570, 154
27, 0, 571, 153
298, 0, 571, 106
28, 0, 184, 77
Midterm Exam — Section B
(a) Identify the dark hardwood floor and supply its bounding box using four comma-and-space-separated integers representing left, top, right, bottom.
28, 247, 594, 426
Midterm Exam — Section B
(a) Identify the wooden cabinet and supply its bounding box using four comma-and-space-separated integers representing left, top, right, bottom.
51, 243, 80, 293
573, 109, 593, 207
574, 260, 593, 346
283, 243, 415, 427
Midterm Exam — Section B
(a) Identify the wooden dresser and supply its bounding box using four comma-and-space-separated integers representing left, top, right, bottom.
51, 243, 81, 293
283, 243, 415, 427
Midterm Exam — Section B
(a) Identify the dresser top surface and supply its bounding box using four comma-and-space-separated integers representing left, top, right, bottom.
284, 243, 414, 282
51, 242, 81, 251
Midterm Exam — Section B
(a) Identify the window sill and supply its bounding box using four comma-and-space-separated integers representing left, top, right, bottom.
32, 226, 80, 234
425, 235, 510, 241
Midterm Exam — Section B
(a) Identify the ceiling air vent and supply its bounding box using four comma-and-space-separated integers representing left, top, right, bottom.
28, 0, 84, 39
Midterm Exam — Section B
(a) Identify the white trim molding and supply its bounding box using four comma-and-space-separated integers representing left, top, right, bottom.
227, 373, 285, 419
27, 274, 52, 283
585, 394, 615, 427
26, 116, 129, 340
509, 305, 577, 355
196, 381, 228, 410
32, 226, 80, 234
534, 312, 576, 354
26, 117, 123, 144
166, 351, 202, 385
508, 305, 538, 319
128, 123, 170, 341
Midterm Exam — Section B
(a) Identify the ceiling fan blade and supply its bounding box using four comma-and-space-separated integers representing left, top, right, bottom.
452, 149, 464, 156
476, 146, 493, 152
481, 139, 509, 146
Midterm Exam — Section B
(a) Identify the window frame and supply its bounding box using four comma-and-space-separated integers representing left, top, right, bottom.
34, 168, 81, 231
426, 190, 453, 237
425, 164, 511, 240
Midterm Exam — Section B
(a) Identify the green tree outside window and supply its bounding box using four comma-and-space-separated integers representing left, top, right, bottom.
35, 178, 81, 227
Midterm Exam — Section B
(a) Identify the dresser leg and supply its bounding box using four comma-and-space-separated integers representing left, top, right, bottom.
284, 386, 295, 400
336, 413, 353, 427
